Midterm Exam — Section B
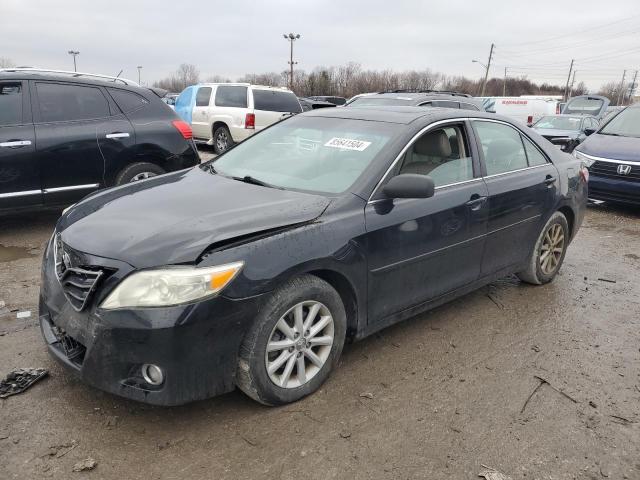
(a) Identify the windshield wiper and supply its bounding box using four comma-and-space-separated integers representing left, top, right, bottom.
232, 175, 283, 189
599, 132, 622, 136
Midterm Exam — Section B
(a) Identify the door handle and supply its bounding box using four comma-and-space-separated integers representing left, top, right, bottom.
0, 140, 32, 148
466, 195, 487, 211
105, 133, 130, 139
544, 175, 556, 185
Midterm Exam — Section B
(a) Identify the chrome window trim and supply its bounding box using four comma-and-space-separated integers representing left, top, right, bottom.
575, 151, 637, 165
483, 163, 550, 180
0, 189, 42, 199
367, 117, 473, 202
43, 183, 99, 193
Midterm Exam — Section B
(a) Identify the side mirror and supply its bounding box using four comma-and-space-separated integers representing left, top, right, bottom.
584, 127, 596, 136
382, 174, 435, 199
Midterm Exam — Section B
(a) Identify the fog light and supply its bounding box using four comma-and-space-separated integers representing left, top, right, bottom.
141, 364, 164, 386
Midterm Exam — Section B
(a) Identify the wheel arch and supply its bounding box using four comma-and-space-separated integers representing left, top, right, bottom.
212, 121, 229, 136
307, 269, 359, 342
557, 205, 576, 239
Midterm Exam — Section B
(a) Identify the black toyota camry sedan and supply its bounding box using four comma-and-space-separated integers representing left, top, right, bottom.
40, 107, 588, 406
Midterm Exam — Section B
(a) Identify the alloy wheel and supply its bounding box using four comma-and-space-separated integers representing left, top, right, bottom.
130, 172, 158, 182
540, 223, 565, 275
216, 130, 229, 152
265, 301, 335, 389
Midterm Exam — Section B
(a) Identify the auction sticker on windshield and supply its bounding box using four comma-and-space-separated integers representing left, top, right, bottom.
324, 137, 372, 151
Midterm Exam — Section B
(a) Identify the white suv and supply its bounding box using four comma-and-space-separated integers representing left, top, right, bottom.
175, 83, 302, 154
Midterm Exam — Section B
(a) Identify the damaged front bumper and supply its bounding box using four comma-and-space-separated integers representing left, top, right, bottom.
39, 235, 263, 406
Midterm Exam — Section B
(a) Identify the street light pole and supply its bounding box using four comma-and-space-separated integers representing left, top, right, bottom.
137, 66, 143, 85
472, 59, 487, 96
283, 33, 300, 90
68, 50, 80, 72
474, 43, 494, 97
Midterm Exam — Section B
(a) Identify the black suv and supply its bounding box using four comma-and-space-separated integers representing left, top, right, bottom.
345, 90, 485, 111
0, 69, 199, 212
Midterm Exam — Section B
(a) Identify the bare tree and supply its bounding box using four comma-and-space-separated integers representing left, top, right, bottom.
153, 63, 200, 92
0, 57, 15, 68
206, 74, 232, 83
598, 82, 619, 105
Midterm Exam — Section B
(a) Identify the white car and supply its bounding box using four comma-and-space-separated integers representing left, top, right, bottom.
175, 83, 302, 154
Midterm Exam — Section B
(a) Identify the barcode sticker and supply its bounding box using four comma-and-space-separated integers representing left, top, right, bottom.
324, 137, 371, 151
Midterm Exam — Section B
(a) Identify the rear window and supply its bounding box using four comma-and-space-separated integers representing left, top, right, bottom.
252, 89, 302, 113
36, 82, 110, 122
196, 87, 212, 107
108, 88, 149, 113
215, 86, 247, 108
563, 97, 604, 115
0, 83, 23, 126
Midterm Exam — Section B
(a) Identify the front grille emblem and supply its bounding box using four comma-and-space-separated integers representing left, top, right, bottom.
617, 164, 632, 175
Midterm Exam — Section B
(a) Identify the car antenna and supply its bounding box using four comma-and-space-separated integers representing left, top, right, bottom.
114, 70, 123, 83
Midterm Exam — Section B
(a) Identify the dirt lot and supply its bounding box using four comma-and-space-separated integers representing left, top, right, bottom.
1, 198, 639, 480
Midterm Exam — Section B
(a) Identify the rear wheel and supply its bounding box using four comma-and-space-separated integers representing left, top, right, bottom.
517, 211, 569, 285
236, 275, 346, 406
212, 125, 233, 154
115, 162, 165, 185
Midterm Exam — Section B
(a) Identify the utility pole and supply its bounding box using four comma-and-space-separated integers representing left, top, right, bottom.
503, 67, 507, 96
563, 59, 574, 102
628, 70, 639, 105
616, 69, 627, 106
137, 66, 143, 85
283, 33, 301, 90
480, 43, 494, 97
68, 50, 79, 72
569, 70, 576, 97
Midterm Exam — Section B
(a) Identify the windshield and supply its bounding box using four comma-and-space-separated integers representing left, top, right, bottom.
534, 116, 582, 131
600, 107, 640, 137
563, 97, 604, 115
348, 96, 416, 107
209, 116, 399, 194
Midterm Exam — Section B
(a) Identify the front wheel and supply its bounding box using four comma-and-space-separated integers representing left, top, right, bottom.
236, 275, 346, 406
115, 162, 165, 185
517, 211, 569, 285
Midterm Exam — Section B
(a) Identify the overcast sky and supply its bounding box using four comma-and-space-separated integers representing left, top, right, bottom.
3, 0, 639, 91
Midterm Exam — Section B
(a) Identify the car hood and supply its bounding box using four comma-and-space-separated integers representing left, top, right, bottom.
58, 168, 330, 268
533, 128, 579, 138
578, 133, 640, 162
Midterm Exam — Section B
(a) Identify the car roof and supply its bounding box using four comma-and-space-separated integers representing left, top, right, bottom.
197, 82, 291, 91
302, 105, 499, 124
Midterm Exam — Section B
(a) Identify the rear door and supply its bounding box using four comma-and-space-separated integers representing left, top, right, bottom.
191, 86, 213, 140
32, 81, 110, 205
251, 89, 302, 132
0, 80, 40, 209
471, 119, 558, 275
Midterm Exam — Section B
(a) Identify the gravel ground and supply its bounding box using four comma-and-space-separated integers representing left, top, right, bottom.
1, 196, 639, 479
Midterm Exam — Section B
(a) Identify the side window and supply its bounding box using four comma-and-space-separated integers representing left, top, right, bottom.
473, 121, 528, 176
108, 88, 149, 113
398, 124, 474, 187
432, 100, 459, 109
0, 82, 23, 126
36, 83, 110, 122
418, 101, 433, 107
460, 102, 480, 111
215, 86, 248, 108
521, 135, 548, 166
195, 87, 212, 107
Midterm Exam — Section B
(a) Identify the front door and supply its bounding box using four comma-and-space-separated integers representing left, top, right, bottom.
32, 81, 109, 205
0, 80, 40, 209
364, 122, 489, 323
471, 119, 559, 274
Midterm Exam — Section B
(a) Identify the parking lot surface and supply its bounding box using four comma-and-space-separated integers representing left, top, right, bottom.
1, 198, 639, 479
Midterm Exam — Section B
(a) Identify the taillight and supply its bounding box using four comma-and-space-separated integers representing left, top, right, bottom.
527, 115, 533, 124
172, 120, 192, 139
556, 104, 560, 114
245, 113, 255, 129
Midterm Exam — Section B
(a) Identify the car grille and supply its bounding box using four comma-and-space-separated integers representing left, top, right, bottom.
59, 267, 104, 312
52, 325, 87, 365
590, 160, 640, 182
54, 234, 105, 312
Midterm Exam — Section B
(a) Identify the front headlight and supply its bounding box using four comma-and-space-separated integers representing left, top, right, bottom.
100, 261, 244, 309
572, 150, 596, 167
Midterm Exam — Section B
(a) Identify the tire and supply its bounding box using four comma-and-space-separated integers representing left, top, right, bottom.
517, 211, 569, 285
212, 125, 233, 154
236, 275, 347, 406
115, 162, 165, 185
